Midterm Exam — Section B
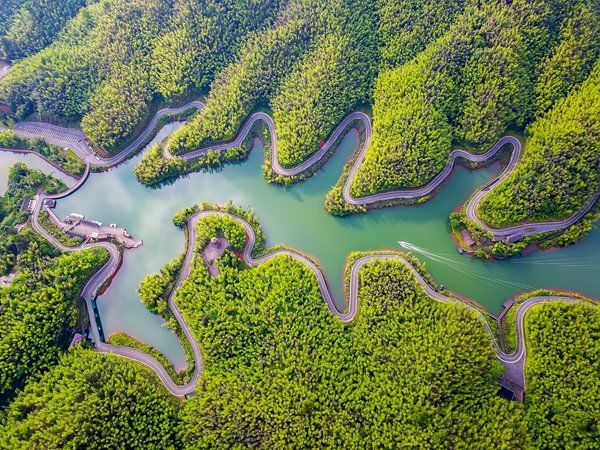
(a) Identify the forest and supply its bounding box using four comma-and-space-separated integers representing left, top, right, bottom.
0, 0, 598, 446
478, 60, 600, 227
0, 208, 597, 447
0, 0, 283, 151
0, 163, 66, 274
0, 0, 597, 238
0, 348, 180, 448
0, 0, 88, 62
350, 0, 599, 196
0, 164, 109, 403
523, 302, 599, 449
168, 215, 525, 447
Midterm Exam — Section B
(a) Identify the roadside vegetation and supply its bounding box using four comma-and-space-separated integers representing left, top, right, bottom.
173, 213, 523, 447
37, 210, 85, 247
1, 1, 598, 249
0, 200, 597, 447
0, 348, 180, 448
0, 246, 108, 401
162, 0, 461, 167
108, 332, 185, 384
0, 163, 108, 403
0, 0, 281, 152
524, 302, 599, 448
478, 60, 600, 228
0, 163, 65, 274
350, 0, 596, 196
0, 130, 85, 176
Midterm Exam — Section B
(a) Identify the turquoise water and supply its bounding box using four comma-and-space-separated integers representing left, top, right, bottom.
2, 124, 599, 368
0, 151, 77, 195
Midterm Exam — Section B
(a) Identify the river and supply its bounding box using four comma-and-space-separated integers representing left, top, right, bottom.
2, 123, 599, 369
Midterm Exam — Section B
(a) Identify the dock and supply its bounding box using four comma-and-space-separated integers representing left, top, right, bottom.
45, 209, 142, 249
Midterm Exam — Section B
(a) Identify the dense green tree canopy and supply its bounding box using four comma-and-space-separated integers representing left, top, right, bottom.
524, 302, 599, 448
164, 0, 463, 163
1, 0, 598, 223
0, 165, 109, 401
171, 214, 523, 447
0, 164, 65, 274
479, 60, 600, 227
0, 209, 597, 447
0, 245, 108, 400
0, 0, 88, 62
350, 0, 585, 196
0, 348, 180, 448
0, 0, 282, 152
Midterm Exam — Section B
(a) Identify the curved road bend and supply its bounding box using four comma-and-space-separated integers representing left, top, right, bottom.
168, 112, 598, 242
27, 170, 592, 398
5, 101, 596, 241
1, 101, 204, 167
5, 102, 596, 394
172, 211, 591, 395
30, 186, 202, 396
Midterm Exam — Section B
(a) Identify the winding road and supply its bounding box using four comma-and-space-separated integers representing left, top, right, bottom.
30, 181, 591, 397
1, 101, 203, 167
166, 110, 598, 242
3, 101, 597, 241
1, 102, 596, 398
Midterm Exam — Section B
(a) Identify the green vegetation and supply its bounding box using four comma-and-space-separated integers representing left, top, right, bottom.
137, 253, 198, 384
534, 2, 600, 116
0, 0, 280, 152
0, 246, 108, 400
0, 163, 65, 274
1, 0, 598, 234
524, 302, 599, 448
0, 130, 85, 175
450, 202, 599, 259
108, 332, 185, 384
271, 32, 370, 168
0, 200, 597, 446
0, 1, 27, 41
139, 254, 183, 316
151, 0, 282, 102
181, 201, 266, 253
165, 10, 318, 156
350, 0, 579, 196
0, 348, 180, 448
479, 60, 600, 227
133, 145, 187, 185
172, 212, 522, 447
133, 140, 250, 186
0, 0, 88, 61
159, 0, 464, 176
378, 0, 469, 69
0, 163, 108, 401
37, 210, 84, 247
